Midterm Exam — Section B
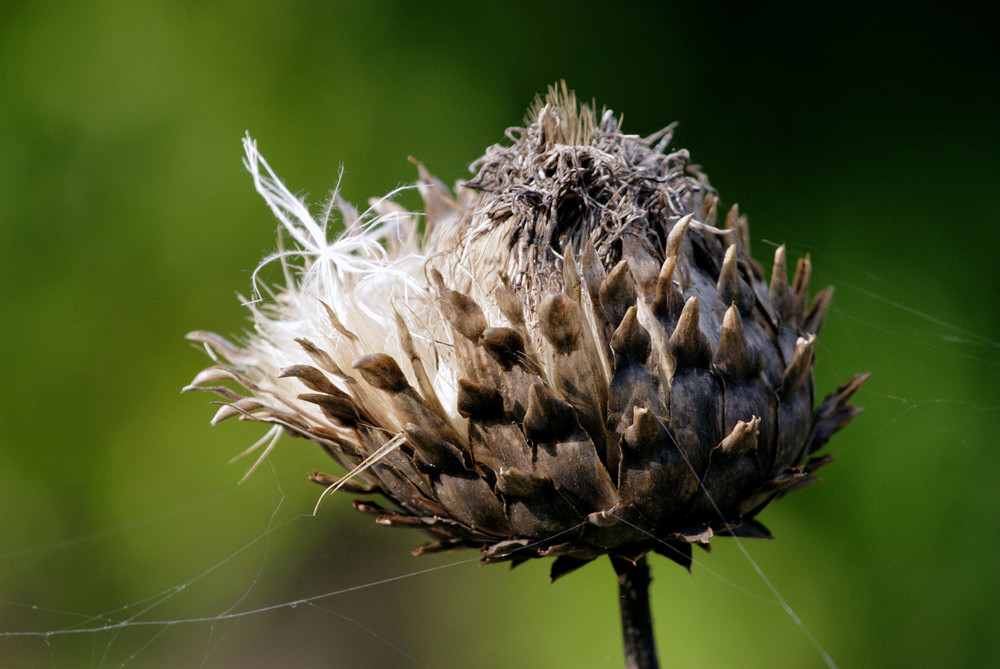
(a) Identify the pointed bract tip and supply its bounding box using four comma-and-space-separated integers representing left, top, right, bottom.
539, 293, 582, 352
715, 417, 760, 459
610, 305, 651, 365
714, 303, 761, 378
780, 334, 816, 398
599, 259, 637, 329
792, 253, 812, 303
352, 353, 409, 393
669, 296, 712, 368
652, 255, 682, 318
665, 213, 693, 258
717, 244, 746, 309
804, 285, 835, 335
523, 382, 577, 442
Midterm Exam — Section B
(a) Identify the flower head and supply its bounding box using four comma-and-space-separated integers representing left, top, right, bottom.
186, 85, 866, 578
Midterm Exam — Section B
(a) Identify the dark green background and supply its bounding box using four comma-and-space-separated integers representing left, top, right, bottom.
2, 3, 998, 667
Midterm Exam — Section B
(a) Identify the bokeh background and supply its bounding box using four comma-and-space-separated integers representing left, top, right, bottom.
2, 3, 998, 667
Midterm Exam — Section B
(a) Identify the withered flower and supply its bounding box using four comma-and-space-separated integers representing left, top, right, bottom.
186, 84, 866, 667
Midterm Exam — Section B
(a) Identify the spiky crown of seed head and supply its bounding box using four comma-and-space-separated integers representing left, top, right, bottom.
186, 84, 867, 578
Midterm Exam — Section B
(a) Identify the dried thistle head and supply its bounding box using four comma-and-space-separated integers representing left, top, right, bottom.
186, 85, 866, 579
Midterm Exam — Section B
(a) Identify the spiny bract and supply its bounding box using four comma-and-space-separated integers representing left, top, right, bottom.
186, 86, 866, 579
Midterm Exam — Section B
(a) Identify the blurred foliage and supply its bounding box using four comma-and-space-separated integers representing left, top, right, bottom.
2, 2, 998, 667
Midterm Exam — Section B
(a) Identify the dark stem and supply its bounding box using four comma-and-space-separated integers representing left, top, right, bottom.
612, 556, 659, 669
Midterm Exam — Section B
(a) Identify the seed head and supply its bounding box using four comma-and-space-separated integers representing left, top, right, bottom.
186, 85, 867, 578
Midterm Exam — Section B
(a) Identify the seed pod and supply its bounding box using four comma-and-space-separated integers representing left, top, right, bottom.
186, 85, 866, 579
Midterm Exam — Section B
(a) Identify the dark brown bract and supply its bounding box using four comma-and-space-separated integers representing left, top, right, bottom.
187, 86, 866, 579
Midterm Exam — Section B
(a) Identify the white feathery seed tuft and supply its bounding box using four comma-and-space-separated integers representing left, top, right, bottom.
207, 137, 480, 437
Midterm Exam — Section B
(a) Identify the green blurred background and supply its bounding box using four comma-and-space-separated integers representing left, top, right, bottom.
2, 2, 998, 667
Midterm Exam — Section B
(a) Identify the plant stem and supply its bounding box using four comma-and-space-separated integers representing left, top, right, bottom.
613, 556, 659, 669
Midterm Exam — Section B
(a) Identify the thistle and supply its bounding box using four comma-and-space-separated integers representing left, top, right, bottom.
186, 84, 866, 668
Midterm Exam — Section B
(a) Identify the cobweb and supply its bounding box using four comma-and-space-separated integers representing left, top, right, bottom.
2, 238, 996, 669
